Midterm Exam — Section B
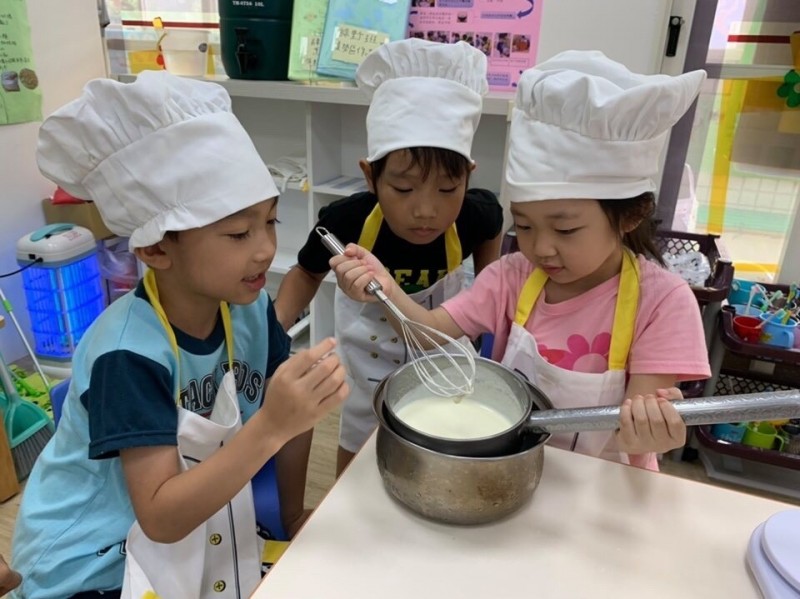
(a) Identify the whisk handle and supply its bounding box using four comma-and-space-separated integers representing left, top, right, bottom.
316, 227, 383, 296
316, 226, 346, 255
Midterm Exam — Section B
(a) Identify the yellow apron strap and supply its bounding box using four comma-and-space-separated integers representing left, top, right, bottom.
512, 250, 640, 369
143, 269, 235, 403
262, 539, 291, 571
514, 269, 548, 326
357, 204, 383, 251
356, 203, 462, 273
219, 303, 235, 368
444, 223, 462, 273
607, 250, 640, 370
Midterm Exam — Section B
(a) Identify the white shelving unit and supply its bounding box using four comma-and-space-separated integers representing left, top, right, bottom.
170, 75, 516, 116
118, 0, 691, 345
195, 82, 515, 345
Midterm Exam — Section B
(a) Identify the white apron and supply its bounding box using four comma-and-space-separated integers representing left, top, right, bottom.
501, 251, 657, 469
121, 270, 262, 599
336, 204, 472, 452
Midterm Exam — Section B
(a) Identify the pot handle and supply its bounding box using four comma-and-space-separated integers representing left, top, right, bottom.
524, 390, 800, 434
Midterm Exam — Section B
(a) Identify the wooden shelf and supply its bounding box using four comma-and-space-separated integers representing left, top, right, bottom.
117, 74, 516, 117
312, 175, 368, 197
277, 180, 308, 193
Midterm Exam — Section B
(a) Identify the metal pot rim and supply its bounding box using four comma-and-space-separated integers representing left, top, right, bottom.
382, 357, 533, 440
373, 378, 549, 462
380, 357, 549, 451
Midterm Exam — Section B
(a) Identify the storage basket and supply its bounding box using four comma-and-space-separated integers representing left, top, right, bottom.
693, 302, 800, 499
696, 425, 800, 501
653, 230, 734, 306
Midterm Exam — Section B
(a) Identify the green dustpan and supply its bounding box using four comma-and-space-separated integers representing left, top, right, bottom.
0, 353, 53, 480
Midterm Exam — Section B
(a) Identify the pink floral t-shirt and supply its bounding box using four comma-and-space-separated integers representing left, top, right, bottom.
443, 252, 711, 380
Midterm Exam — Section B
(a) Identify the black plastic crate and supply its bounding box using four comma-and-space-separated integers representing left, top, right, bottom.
690, 305, 800, 495
678, 371, 797, 399
714, 372, 796, 395
701, 306, 800, 397
654, 230, 734, 306
717, 306, 800, 370
695, 425, 800, 500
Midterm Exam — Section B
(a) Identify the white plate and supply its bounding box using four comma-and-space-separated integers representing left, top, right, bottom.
763, 510, 800, 592
747, 522, 800, 599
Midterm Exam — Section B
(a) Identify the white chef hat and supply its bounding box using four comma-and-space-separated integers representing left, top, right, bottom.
356, 38, 488, 163
505, 50, 706, 203
37, 70, 278, 249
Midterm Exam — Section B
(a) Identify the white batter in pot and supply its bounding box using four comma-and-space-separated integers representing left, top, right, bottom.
395, 396, 515, 440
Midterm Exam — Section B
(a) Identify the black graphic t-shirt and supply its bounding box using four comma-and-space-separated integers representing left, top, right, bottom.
297, 189, 503, 293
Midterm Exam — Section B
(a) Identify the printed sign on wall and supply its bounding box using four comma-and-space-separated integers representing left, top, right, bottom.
0, 0, 42, 125
408, 0, 543, 91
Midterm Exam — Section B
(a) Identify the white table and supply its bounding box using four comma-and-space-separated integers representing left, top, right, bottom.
253, 435, 795, 598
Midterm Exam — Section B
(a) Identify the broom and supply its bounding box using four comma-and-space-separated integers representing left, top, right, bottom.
0, 285, 50, 390
0, 351, 53, 480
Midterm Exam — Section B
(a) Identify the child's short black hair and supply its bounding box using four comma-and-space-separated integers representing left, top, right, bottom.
369, 147, 471, 184
599, 192, 665, 266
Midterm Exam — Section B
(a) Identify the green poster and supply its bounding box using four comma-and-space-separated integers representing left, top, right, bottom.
0, 0, 42, 125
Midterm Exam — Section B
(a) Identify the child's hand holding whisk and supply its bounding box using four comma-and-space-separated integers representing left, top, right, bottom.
329, 243, 397, 304
325, 235, 477, 397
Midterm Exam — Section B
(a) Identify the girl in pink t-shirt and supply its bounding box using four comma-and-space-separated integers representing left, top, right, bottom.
330, 51, 711, 470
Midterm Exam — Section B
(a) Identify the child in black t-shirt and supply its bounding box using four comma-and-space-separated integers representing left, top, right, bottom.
275, 39, 503, 474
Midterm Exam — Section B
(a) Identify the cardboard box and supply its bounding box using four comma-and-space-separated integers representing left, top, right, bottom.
41, 198, 115, 240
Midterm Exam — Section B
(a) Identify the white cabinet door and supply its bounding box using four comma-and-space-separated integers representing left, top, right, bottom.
537, 0, 682, 75
497, 0, 696, 229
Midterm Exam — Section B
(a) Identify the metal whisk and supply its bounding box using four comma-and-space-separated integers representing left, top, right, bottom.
317, 227, 476, 398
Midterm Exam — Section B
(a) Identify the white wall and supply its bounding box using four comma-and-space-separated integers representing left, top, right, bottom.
0, 0, 106, 362
536, 0, 672, 74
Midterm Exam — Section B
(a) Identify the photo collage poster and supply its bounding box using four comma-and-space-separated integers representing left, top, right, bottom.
408, 0, 543, 91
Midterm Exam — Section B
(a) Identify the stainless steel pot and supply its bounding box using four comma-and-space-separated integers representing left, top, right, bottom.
381, 356, 800, 458
382, 356, 550, 457
374, 357, 800, 524
373, 377, 550, 525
